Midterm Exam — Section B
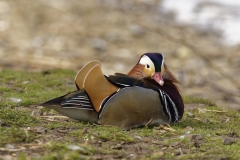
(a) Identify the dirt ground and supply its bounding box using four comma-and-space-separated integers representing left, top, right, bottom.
0, 1, 239, 110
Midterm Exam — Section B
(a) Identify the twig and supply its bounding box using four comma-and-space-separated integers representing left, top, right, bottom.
223, 117, 230, 123
159, 124, 176, 132
0, 147, 26, 152
39, 116, 69, 122
145, 118, 153, 126
179, 147, 183, 155
204, 109, 226, 113
39, 116, 69, 119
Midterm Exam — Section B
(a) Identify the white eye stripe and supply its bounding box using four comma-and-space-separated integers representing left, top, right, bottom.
139, 55, 155, 71
161, 54, 164, 69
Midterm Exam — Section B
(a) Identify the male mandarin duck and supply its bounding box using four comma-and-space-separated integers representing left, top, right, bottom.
42, 53, 184, 129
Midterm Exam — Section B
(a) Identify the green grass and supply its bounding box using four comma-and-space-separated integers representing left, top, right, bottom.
0, 108, 40, 126
0, 69, 76, 106
0, 127, 35, 146
0, 69, 239, 159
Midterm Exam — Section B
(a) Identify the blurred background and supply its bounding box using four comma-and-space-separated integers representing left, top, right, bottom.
0, 0, 239, 109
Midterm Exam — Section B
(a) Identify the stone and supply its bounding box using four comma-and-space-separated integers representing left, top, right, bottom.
133, 135, 142, 141
35, 127, 47, 134
8, 98, 22, 104
170, 142, 180, 148
67, 145, 84, 151
5, 144, 14, 149
223, 137, 235, 145
0, 119, 5, 126
191, 134, 204, 141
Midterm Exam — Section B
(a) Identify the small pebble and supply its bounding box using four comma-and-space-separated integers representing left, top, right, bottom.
0, 119, 5, 126
170, 142, 180, 148
133, 135, 142, 141
5, 144, 14, 149
8, 98, 22, 104
223, 137, 235, 145
191, 134, 204, 141
36, 127, 47, 134
179, 135, 185, 139
67, 145, 84, 151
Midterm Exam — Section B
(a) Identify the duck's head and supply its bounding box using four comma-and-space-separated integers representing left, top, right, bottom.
128, 52, 166, 86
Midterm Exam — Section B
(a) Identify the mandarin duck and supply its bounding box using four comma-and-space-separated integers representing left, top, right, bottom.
42, 53, 184, 129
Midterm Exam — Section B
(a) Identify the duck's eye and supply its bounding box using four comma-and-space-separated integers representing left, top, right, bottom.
146, 64, 150, 68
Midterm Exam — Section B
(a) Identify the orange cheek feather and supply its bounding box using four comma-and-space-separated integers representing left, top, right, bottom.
128, 64, 146, 79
